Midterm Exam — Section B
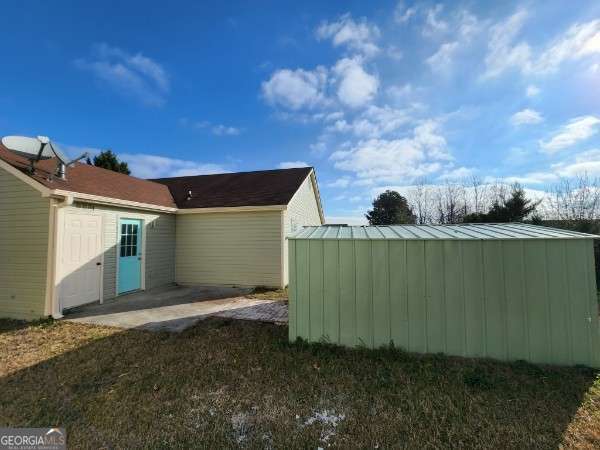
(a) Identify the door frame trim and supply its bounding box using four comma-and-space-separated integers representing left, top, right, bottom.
55, 207, 105, 313
115, 215, 146, 296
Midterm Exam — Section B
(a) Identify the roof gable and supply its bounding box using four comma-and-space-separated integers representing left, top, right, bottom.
152, 167, 313, 209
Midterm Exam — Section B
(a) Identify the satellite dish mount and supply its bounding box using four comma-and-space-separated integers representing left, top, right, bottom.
1, 135, 89, 180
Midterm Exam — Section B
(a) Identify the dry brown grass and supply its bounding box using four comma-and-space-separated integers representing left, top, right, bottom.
245, 286, 288, 301
1, 318, 599, 449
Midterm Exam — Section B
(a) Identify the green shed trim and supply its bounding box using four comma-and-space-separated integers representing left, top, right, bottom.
288, 223, 599, 240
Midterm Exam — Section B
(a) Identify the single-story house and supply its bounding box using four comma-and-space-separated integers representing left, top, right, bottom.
0, 143, 323, 320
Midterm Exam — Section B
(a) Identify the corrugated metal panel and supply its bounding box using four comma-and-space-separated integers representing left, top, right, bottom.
288, 223, 599, 240
288, 236, 600, 368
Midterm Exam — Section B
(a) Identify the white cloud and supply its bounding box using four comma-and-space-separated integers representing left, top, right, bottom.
326, 104, 411, 138
386, 83, 414, 100
510, 108, 544, 126
534, 19, 600, 73
310, 139, 328, 155
500, 149, 600, 184
278, 161, 309, 169
311, 111, 345, 122
552, 149, 600, 177
526, 85, 540, 97
456, 10, 480, 39
316, 13, 380, 57
439, 166, 475, 180
180, 118, 242, 136
394, 2, 417, 24
211, 124, 241, 136
75, 43, 169, 106
120, 154, 226, 179
386, 45, 404, 60
540, 116, 600, 153
483, 14, 600, 78
326, 177, 351, 188
503, 171, 559, 184
427, 41, 459, 72
261, 67, 328, 110
504, 147, 531, 165
483, 9, 531, 79
423, 4, 449, 37
329, 119, 451, 183
424, 10, 480, 73
333, 58, 379, 108
63, 143, 102, 159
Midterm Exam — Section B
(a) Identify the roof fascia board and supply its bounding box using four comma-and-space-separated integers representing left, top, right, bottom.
0, 159, 52, 196
177, 205, 287, 214
50, 189, 177, 213
310, 170, 326, 224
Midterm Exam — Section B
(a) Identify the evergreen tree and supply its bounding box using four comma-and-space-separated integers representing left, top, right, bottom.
366, 190, 416, 225
92, 150, 131, 175
463, 184, 539, 223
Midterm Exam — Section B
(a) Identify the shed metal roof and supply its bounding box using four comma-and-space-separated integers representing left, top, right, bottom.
288, 223, 599, 240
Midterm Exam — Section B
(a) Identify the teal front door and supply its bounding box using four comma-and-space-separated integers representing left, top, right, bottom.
118, 218, 142, 294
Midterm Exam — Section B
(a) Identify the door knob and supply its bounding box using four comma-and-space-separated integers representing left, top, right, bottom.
96, 262, 102, 266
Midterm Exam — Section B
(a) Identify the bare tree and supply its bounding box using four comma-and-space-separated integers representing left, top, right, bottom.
546, 174, 600, 220
411, 178, 433, 224
435, 182, 467, 224
469, 175, 485, 215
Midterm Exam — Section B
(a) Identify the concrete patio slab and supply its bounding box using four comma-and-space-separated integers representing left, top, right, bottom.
63, 285, 288, 332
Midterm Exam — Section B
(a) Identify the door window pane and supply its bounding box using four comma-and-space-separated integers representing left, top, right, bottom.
120, 221, 140, 258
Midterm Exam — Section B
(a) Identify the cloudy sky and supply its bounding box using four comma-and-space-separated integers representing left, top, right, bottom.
1, 1, 599, 223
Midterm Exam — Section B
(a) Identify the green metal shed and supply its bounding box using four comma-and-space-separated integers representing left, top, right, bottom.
287, 223, 600, 367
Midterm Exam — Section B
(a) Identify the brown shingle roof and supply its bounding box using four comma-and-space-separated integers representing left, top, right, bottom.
0, 144, 177, 208
0, 144, 315, 210
152, 167, 313, 208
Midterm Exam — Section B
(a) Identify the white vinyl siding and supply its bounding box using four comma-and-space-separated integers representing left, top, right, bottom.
62, 203, 176, 300
176, 211, 283, 287
0, 168, 50, 319
283, 174, 323, 285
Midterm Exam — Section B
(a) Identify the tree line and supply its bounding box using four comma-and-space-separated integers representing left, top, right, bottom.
366, 175, 600, 229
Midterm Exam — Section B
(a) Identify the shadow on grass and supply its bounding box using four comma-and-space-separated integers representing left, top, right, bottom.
0, 318, 598, 448
0, 317, 55, 333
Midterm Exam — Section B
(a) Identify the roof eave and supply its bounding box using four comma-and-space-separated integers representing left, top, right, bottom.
50, 189, 178, 213
176, 204, 287, 214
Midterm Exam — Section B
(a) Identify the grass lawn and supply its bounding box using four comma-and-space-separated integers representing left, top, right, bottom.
1, 318, 599, 449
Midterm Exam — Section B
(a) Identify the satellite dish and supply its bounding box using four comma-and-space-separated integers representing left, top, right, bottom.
1, 136, 53, 160
1, 135, 89, 180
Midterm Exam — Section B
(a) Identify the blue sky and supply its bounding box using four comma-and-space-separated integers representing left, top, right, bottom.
1, 1, 599, 222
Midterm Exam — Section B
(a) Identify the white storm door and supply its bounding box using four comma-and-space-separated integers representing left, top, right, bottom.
59, 212, 103, 310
